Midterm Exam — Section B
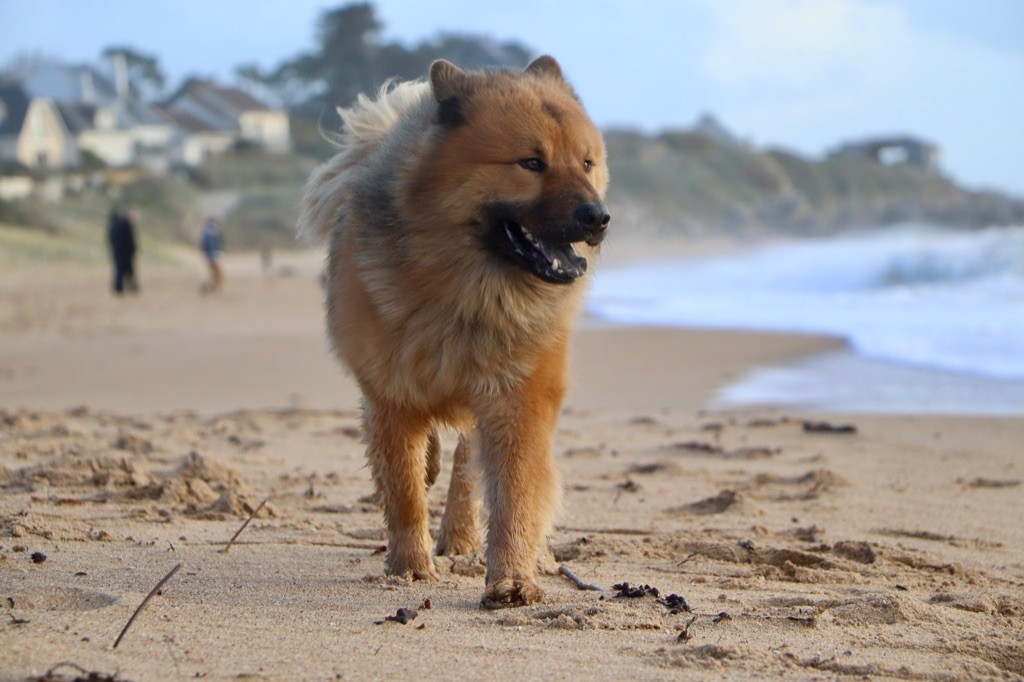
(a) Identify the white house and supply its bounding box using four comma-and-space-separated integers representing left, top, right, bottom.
20, 60, 176, 171
0, 83, 80, 169
162, 80, 291, 159
5, 60, 292, 173
155, 105, 235, 167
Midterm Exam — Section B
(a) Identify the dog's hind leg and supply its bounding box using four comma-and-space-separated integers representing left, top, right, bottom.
363, 401, 437, 580
425, 428, 441, 489
436, 432, 482, 556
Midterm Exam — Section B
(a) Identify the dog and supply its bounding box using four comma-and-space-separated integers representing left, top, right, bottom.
298, 55, 609, 608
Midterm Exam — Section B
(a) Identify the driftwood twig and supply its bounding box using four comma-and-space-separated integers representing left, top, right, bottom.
558, 565, 604, 591
221, 498, 268, 553
113, 563, 182, 649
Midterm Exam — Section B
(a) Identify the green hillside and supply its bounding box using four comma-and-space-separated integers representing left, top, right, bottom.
605, 129, 1024, 236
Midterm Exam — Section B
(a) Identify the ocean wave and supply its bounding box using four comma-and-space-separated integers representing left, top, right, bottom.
589, 225, 1024, 379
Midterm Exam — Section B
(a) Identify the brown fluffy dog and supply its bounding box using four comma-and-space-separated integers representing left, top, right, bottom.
298, 56, 609, 608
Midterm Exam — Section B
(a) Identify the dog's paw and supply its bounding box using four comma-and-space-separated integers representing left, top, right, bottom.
386, 553, 438, 581
536, 549, 560, 576
410, 566, 439, 581
435, 529, 483, 557
391, 566, 438, 581
480, 577, 544, 610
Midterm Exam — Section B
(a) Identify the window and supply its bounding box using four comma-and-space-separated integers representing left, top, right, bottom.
879, 146, 909, 166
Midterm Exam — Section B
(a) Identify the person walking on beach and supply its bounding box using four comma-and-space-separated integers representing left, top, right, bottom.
199, 217, 224, 295
108, 208, 138, 295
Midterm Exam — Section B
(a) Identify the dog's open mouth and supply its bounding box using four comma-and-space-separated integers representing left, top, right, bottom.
499, 219, 588, 284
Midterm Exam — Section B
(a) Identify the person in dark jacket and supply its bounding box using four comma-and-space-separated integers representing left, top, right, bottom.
108, 208, 138, 295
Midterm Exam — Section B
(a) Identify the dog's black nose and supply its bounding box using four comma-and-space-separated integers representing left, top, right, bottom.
574, 203, 611, 236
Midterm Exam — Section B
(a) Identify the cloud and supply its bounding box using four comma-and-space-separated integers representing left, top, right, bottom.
703, 0, 911, 88
696, 0, 1024, 192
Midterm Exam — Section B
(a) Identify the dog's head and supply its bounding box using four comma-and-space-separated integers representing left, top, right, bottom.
409, 56, 610, 286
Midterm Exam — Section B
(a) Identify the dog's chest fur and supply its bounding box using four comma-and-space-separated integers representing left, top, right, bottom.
343, 239, 586, 408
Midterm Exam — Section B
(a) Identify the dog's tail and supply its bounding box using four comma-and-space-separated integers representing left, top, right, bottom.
297, 80, 431, 245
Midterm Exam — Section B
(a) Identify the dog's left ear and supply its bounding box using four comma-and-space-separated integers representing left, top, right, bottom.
525, 55, 564, 82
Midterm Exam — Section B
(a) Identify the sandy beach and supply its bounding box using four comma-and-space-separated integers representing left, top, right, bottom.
1, 249, 1022, 680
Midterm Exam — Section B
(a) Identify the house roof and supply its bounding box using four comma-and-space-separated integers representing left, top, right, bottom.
23, 61, 118, 106
210, 86, 272, 113
55, 102, 95, 133
117, 96, 171, 127
0, 84, 30, 136
21, 60, 169, 129
162, 80, 277, 133
155, 105, 215, 133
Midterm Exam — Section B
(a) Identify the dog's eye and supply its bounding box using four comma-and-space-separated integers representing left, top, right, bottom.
583, 160, 593, 173
517, 158, 546, 172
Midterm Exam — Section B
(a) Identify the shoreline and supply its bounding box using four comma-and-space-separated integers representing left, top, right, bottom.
714, 346, 1024, 416
3, 248, 1019, 418
0, 250, 843, 417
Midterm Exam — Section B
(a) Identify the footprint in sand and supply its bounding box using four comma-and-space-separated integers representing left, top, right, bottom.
8, 587, 117, 611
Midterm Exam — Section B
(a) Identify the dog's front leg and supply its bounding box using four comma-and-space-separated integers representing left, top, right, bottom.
364, 401, 437, 580
477, 339, 567, 609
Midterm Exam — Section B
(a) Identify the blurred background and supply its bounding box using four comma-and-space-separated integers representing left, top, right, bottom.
0, 0, 1022, 414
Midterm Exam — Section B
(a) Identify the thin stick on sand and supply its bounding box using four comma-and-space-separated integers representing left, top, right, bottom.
113, 563, 182, 649
558, 565, 604, 591
221, 498, 268, 553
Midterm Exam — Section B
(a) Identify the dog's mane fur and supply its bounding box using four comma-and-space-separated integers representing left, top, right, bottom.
297, 80, 432, 246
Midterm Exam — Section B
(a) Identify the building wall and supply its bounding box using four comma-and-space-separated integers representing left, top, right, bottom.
78, 124, 177, 168
181, 132, 235, 166
132, 124, 176, 147
15, 100, 78, 168
239, 111, 291, 153
0, 175, 33, 200
78, 129, 136, 166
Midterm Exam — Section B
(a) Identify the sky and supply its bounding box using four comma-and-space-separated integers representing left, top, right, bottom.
2, 0, 1022, 195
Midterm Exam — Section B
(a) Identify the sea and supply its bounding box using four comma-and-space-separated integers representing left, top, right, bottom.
588, 225, 1024, 415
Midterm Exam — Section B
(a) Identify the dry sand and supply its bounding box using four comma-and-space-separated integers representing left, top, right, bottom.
1, 251, 1022, 681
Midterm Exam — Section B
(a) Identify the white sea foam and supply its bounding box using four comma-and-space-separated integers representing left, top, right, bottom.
713, 350, 1024, 415
590, 225, 1024, 381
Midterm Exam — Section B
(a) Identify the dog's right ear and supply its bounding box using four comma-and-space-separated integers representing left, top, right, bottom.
430, 60, 468, 102
430, 60, 470, 127
525, 55, 564, 82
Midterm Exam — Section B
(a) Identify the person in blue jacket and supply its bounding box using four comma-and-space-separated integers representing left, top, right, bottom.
200, 217, 224, 294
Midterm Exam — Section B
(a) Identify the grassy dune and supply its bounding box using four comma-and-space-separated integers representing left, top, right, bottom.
2, 140, 1021, 266
0, 222, 186, 269
0, 223, 109, 267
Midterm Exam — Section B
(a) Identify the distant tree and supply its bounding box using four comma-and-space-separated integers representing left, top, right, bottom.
79, 148, 107, 170
102, 45, 165, 100
249, 2, 534, 122
234, 3, 384, 120
316, 2, 384, 105
0, 51, 54, 82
